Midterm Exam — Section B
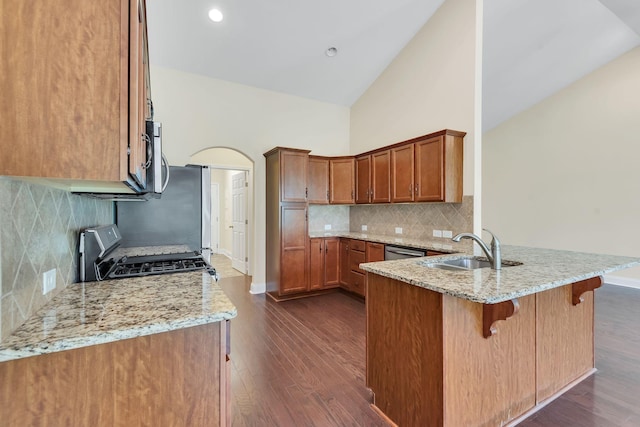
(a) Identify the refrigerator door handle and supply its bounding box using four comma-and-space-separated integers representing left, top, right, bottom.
201, 166, 212, 251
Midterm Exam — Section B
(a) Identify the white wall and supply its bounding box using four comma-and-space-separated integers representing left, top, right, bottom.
483, 46, 640, 284
151, 66, 351, 291
350, 0, 479, 199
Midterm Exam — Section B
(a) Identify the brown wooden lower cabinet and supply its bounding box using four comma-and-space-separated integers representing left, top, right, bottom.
0, 322, 231, 427
366, 273, 600, 426
339, 238, 351, 289
309, 237, 340, 290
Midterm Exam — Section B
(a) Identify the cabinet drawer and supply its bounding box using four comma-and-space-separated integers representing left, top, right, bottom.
350, 239, 366, 252
350, 250, 366, 273
350, 271, 366, 297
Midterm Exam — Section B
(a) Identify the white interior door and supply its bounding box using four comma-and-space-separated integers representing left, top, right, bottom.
231, 172, 247, 273
210, 183, 220, 254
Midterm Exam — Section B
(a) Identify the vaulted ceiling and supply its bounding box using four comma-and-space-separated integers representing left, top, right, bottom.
147, 0, 640, 131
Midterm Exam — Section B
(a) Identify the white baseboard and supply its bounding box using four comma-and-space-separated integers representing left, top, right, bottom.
604, 274, 640, 290
249, 281, 266, 294
217, 249, 231, 259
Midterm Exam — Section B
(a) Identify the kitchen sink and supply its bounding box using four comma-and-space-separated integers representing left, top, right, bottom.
421, 257, 522, 271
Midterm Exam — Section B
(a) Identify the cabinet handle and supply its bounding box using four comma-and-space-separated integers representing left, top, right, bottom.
415, 184, 419, 195
305, 187, 308, 199
319, 243, 322, 253
325, 244, 328, 253
351, 190, 354, 199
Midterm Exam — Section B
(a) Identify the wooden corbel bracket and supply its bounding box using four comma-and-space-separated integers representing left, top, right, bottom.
571, 276, 603, 306
483, 298, 520, 338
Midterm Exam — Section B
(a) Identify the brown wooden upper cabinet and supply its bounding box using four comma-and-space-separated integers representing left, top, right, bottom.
355, 155, 371, 204
356, 150, 391, 204
391, 130, 464, 203
0, 0, 153, 194
308, 156, 330, 204
280, 149, 309, 202
329, 158, 355, 204
391, 144, 415, 203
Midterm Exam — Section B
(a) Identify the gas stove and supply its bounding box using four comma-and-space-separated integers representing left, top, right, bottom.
100, 252, 216, 280
80, 225, 217, 282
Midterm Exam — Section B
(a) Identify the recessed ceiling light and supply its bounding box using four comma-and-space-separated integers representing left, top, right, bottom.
208, 8, 223, 23
325, 47, 338, 57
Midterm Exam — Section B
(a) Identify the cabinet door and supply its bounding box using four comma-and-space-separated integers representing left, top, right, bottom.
1, 0, 126, 182
309, 238, 324, 290
281, 151, 308, 202
415, 136, 444, 202
366, 242, 385, 262
355, 155, 371, 204
339, 239, 351, 289
324, 238, 340, 287
391, 144, 415, 203
371, 150, 391, 203
128, 0, 147, 188
281, 204, 308, 294
329, 158, 355, 204
308, 157, 329, 204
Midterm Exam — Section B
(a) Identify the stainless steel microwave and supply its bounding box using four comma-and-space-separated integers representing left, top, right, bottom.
76, 120, 169, 201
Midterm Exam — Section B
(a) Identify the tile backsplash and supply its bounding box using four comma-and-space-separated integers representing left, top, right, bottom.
0, 178, 113, 341
350, 196, 473, 239
308, 205, 350, 233
309, 196, 473, 241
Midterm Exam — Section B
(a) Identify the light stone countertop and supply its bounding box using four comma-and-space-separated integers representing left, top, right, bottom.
0, 271, 236, 363
360, 245, 639, 304
308, 231, 468, 253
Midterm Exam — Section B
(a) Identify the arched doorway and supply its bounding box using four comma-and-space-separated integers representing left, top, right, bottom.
190, 147, 254, 278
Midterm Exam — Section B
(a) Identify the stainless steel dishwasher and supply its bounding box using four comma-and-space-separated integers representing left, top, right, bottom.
384, 245, 426, 260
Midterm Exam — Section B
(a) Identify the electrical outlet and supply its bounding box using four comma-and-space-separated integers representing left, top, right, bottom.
395, 227, 402, 234
442, 230, 453, 238
433, 230, 442, 238
361, 225, 368, 231
42, 269, 56, 295
324, 224, 332, 230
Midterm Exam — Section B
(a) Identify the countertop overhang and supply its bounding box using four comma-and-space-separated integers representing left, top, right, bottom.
0, 271, 236, 363
360, 245, 639, 304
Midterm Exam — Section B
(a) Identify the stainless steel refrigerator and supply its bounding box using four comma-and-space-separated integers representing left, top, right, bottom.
116, 165, 211, 258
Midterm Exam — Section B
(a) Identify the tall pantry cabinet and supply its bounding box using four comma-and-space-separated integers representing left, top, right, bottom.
265, 148, 311, 298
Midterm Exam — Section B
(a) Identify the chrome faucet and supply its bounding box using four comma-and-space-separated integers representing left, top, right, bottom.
452, 229, 502, 270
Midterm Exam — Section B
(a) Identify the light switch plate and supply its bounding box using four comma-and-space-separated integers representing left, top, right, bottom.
43, 269, 56, 295
324, 224, 331, 230
361, 225, 368, 231
433, 230, 442, 238
395, 227, 402, 234
442, 230, 453, 238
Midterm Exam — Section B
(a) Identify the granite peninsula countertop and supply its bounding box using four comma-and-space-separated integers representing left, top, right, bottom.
0, 270, 236, 363
360, 245, 639, 304
308, 231, 466, 253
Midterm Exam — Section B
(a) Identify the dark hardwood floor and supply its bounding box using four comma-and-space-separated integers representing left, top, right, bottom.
220, 277, 640, 426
